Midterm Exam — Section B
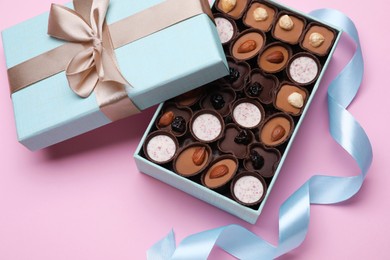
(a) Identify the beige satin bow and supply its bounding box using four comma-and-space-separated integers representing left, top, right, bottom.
48, 0, 129, 98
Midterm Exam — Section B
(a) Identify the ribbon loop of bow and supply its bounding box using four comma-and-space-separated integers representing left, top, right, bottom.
48, 0, 129, 98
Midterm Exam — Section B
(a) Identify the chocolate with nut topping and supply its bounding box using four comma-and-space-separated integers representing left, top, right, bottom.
231, 30, 265, 60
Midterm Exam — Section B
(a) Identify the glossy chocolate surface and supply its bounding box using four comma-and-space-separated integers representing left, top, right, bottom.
258, 43, 291, 73
202, 156, 238, 189
260, 114, 293, 146
275, 83, 308, 115
231, 30, 265, 60
273, 13, 305, 44
174, 143, 211, 177
301, 24, 336, 56
243, 2, 276, 32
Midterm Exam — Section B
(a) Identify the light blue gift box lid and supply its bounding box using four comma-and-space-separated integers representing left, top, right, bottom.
2, 0, 228, 150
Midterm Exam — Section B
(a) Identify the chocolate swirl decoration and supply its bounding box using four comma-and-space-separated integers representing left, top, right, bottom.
147, 9, 373, 259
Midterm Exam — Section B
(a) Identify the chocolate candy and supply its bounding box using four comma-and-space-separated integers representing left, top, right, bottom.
231, 29, 265, 60
275, 83, 308, 115
202, 155, 238, 190
258, 43, 291, 73
260, 114, 294, 146
288, 53, 320, 85
231, 172, 267, 206
190, 110, 224, 143
272, 12, 305, 44
218, 124, 254, 159
301, 23, 336, 56
232, 99, 264, 129
143, 131, 178, 164
173, 143, 211, 177
243, 2, 276, 32
215, 15, 237, 44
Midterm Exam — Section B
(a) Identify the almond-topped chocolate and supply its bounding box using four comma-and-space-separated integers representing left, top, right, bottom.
173, 143, 211, 177
231, 29, 265, 60
260, 113, 294, 146
258, 43, 291, 73
202, 155, 238, 189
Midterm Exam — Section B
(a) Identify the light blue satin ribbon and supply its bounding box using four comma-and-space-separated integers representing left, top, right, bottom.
147, 8, 373, 260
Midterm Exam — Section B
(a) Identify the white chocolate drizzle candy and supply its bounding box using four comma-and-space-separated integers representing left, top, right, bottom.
233, 175, 264, 204
192, 113, 222, 141
253, 7, 268, 21
233, 102, 261, 128
289, 56, 318, 84
146, 134, 176, 162
215, 17, 234, 44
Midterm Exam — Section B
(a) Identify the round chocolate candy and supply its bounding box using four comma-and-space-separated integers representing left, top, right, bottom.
143, 131, 178, 164
190, 110, 224, 143
231, 172, 267, 206
287, 53, 320, 85
232, 99, 264, 129
214, 14, 237, 45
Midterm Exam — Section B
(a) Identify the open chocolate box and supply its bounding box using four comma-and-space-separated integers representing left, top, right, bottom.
134, 0, 341, 223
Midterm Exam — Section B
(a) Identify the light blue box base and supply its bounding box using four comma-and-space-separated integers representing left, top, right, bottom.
134, 0, 342, 223
2, 0, 228, 150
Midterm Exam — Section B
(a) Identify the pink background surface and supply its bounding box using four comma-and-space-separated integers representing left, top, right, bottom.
0, 0, 388, 259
